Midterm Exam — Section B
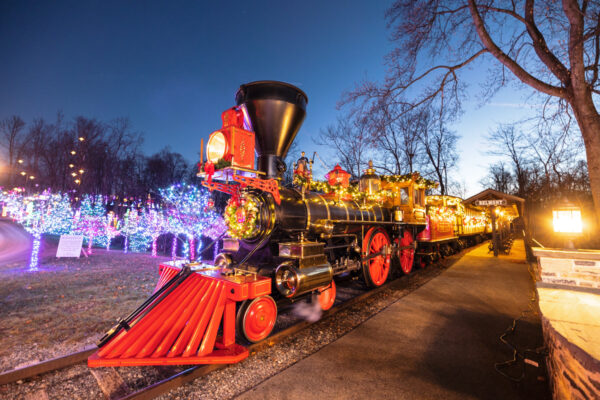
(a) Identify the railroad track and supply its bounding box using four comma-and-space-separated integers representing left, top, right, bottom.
0, 275, 397, 388
0, 248, 467, 399
0, 347, 96, 386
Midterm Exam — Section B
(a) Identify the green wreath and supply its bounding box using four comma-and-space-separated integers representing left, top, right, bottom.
224, 196, 259, 239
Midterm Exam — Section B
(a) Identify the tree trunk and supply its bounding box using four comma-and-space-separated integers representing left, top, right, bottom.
570, 95, 600, 227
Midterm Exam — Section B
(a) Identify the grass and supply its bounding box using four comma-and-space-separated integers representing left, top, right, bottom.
0, 242, 172, 372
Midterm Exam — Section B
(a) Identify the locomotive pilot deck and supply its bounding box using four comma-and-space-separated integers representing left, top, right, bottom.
88, 262, 272, 367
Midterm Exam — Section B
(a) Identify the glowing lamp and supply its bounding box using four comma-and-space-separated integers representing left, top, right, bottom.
553, 204, 582, 234
20, 171, 26, 176
206, 131, 228, 163
205, 107, 255, 170
325, 164, 351, 187
71, 150, 76, 155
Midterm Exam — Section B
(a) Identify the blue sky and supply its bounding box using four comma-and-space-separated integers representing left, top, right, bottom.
0, 0, 533, 196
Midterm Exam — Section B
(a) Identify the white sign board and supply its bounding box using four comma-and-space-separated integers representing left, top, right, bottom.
56, 234, 84, 258
476, 199, 507, 206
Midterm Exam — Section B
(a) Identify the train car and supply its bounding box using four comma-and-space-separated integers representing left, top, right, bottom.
416, 195, 490, 265
88, 81, 479, 368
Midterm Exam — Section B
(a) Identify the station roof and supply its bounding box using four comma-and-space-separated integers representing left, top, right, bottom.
464, 188, 524, 205
464, 188, 524, 218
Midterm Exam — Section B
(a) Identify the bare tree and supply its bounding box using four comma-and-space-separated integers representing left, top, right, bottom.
481, 161, 514, 193
0, 115, 26, 186
367, 104, 427, 174
346, 0, 600, 222
143, 147, 191, 194
418, 110, 460, 195
317, 116, 372, 179
487, 124, 531, 197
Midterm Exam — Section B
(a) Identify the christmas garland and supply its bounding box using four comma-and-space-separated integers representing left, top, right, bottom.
224, 195, 259, 239
427, 206, 455, 220
381, 174, 437, 188
293, 172, 435, 203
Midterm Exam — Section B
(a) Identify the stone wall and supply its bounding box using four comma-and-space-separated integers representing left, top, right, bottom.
543, 317, 600, 399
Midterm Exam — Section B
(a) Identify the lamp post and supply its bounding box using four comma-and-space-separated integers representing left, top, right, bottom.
552, 200, 583, 249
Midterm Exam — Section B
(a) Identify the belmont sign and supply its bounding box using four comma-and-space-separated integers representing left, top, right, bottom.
475, 199, 507, 206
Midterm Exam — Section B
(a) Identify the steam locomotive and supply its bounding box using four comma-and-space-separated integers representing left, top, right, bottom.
88, 81, 490, 368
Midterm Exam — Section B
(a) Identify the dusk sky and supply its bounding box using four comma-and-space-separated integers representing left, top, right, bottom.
0, 0, 533, 196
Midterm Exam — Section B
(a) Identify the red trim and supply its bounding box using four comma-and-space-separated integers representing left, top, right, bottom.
201, 180, 239, 196
232, 175, 280, 205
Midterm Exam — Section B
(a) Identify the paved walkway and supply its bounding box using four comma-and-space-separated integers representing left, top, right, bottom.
237, 240, 550, 399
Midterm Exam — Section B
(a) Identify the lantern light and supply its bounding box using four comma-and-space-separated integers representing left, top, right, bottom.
69, 164, 74, 168
553, 203, 583, 234
206, 131, 227, 163
71, 150, 76, 155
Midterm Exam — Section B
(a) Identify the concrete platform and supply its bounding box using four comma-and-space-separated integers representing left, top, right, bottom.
237, 240, 550, 399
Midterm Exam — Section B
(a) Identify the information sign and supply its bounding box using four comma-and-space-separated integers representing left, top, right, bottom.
475, 199, 507, 206
56, 234, 84, 258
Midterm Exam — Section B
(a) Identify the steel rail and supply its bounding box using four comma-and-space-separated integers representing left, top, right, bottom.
0, 347, 96, 385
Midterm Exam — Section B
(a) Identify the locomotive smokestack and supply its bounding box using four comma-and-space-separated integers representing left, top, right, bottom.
235, 81, 308, 179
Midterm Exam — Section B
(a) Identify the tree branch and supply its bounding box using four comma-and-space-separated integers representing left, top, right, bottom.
468, 0, 566, 98
524, 0, 571, 84
563, 0, 586, 95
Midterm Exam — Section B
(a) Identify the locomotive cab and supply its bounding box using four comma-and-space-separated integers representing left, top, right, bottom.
381, 177, 427, 225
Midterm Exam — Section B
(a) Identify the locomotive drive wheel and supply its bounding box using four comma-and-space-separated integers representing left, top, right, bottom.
317, 280, 336, 311
362, 227, 391, 287
236, 295, 277, 343
399, 230, 415, 275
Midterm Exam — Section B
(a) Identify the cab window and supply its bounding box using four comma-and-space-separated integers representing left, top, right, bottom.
401, 188, 409, 205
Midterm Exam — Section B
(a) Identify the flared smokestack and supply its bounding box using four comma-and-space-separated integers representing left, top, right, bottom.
235, 81, 308, 179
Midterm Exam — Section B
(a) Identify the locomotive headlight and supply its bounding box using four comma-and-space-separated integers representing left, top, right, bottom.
206, 131, 228, 163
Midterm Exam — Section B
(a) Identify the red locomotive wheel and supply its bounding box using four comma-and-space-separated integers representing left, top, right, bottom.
399, 230, 415, 274
237, 295, 277, 343
362, 227, 391, 287
317, 280, 336, 311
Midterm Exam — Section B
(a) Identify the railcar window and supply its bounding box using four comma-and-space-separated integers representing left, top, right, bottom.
414, 189, 421, 206
401, 188, 409, 205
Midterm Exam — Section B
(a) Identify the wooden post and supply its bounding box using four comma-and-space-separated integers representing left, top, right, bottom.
491, 208, 498, 257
